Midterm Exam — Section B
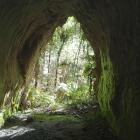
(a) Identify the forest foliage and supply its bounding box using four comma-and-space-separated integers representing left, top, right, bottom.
20, 17, 96, 111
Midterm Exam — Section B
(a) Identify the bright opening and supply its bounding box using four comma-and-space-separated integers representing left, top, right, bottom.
22, 17, 97, 113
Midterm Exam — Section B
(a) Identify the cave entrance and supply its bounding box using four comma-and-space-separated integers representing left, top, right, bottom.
20, 17, 97, 116
0, 16, 117, 140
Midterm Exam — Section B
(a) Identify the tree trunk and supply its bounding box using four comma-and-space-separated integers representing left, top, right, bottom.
54, 42, 64, 87
34, 59, 40, 88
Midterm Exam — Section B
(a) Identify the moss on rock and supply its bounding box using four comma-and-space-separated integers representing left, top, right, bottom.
0, 112, 4, 128
97, 48, 115, 126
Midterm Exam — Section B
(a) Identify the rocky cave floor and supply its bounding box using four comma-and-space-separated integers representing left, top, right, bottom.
0, 109, 119, 140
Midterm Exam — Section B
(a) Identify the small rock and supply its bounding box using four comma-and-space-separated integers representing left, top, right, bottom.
26, 116, 34, 123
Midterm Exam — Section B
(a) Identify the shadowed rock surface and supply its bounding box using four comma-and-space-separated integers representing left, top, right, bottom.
0, 114, 118, 140
0, 0, 140, 140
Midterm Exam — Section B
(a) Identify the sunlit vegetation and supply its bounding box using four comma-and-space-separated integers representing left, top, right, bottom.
19, 17, 96, 113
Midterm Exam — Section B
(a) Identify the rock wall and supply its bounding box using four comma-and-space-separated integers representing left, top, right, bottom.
0, 0, 68, 106
0, 0, 140, 139
74, 1, 140, 139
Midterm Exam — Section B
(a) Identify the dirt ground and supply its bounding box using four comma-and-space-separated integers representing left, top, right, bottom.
0, 112, 118, 140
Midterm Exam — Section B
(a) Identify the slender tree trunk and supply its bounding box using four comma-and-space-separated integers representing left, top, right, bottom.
73, 37, 83, 82
54, 42, 64, 87
34, 59, 40, 88
48, 49, 51, 74
46, 49, 51, 87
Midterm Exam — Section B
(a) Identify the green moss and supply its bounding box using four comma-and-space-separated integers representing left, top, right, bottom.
32, 113, 81, 123
0, 82, 7, 107
0, 105, 18, 127
11, 90, 22, 112
3, 107, 12, 119
97, 48, 116, 130
0, 112, 4, 128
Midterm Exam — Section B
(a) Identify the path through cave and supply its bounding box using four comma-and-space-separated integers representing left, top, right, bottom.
0, 111, 118, 140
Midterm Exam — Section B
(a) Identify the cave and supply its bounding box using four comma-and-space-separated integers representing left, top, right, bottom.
0, 0, 140, 140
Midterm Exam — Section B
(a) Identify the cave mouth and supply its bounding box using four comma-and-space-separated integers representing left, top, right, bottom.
19, 16, 98, 117
0, 16, 117, 140
0, 0, 139, 139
